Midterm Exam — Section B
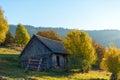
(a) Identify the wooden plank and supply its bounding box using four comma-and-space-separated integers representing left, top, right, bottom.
29, 59, 42, 61
28, 66, 38, 68
37, 58, 42, 71
26, 58, 43, 71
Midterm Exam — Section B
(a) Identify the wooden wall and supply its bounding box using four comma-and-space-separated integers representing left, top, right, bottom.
20, 37, 51, 60
20, 36, 52, 68
51, 54, 67, 67
20, 36, 67, 70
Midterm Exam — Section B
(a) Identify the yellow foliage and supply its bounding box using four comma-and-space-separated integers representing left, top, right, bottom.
15, 24, 30, 45
63, 30, 96, 70
36, 30, 62, 41
0, 8, 9, 43
101, 45, 120, 74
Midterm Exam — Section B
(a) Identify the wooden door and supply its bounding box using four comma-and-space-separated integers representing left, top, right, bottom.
56, 56, 60, 66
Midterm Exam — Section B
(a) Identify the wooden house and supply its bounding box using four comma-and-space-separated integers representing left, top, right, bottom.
19, 35, 68, 71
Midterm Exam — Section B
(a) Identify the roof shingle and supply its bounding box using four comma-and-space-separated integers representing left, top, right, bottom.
35, 35, 67, 54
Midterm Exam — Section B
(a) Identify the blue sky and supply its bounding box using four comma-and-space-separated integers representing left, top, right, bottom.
0, 0, 120, 30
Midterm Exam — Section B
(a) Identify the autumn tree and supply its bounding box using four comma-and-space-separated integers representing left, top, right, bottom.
36, 30, 62, 41
64, 30, 96, 73
15, 24, 30, 46
101, 45, 120, 80
92, 40, 106, 68
2, 31, 14, 46
0, 8, 9, 44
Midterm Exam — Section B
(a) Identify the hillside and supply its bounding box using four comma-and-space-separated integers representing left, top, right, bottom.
88, 30, 120, 48
0, 48, 111, 80
9, 25, 69, 38
9, 25, 120, 48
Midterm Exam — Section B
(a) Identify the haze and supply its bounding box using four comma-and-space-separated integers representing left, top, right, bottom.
0, 0, 120, 30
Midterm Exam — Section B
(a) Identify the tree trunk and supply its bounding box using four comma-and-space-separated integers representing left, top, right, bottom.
110, 73, 117, 80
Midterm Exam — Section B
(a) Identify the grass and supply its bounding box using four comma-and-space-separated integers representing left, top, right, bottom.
0, 47, 19, 54
0, 47, 111, 80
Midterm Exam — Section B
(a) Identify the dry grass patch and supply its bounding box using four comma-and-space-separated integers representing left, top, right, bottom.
0, 48, 20, 54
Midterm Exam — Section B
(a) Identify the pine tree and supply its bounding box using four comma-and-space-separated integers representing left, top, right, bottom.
0, 8, 9, 43
64, 30, 96, 72
3, 31, 14, 46
15, 24, 30, 46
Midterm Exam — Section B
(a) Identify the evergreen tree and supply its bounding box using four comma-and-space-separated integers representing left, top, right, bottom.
3, 31, 14, 46
64, 30, 96, 72
15, 24, 30, 46
0, 8, 9, 43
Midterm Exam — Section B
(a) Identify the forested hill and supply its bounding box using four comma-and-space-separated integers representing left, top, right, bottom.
9, 24, 69, 38
9, 24, 120, 48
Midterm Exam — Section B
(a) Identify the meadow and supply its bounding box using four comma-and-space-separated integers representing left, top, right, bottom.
0, 48, 111, 80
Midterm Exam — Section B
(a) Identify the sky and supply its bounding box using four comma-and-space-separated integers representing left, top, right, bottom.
0, 0, 120, 30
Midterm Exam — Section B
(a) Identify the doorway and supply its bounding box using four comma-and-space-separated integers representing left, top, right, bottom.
56, 56, 60, 66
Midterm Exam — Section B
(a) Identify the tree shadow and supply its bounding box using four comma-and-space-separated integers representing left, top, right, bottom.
0, 54, 28, 79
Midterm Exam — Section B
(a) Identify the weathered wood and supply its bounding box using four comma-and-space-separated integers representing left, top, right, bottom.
26, 58, 43, 71
52, 54, 67, 68
37, 58, 42, 71
20, 35, 68, 71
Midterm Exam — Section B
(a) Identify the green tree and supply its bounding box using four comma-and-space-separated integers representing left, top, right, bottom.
15, 24, 30, 46
36, 30, 62, 41
101, 45, 120, 80
92, 40, 106, 68
64, 30, 96, 73
2, 31, 14, 46
0, 8, 9, 44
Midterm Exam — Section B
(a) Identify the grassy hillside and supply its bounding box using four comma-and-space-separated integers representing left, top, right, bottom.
0, 48, 111, 80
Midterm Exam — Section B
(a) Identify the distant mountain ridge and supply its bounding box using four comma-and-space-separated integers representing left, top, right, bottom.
9, 24, 69, 38
9, 24, 120, 48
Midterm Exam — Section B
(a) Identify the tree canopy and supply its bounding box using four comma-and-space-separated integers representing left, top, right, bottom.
36, 30, 62, 41
0, 8, 9, 43
2, 31, 14, 46
92, 40, 106, 68
15, 24, 30, 46
64, 30, 96, 72
101, 45, 120, 79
